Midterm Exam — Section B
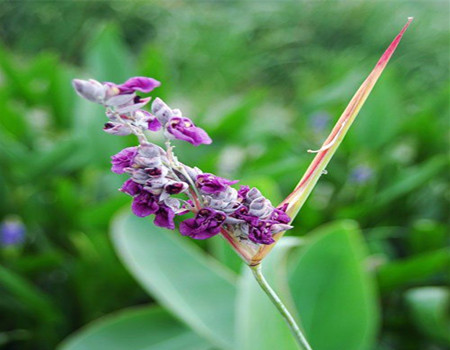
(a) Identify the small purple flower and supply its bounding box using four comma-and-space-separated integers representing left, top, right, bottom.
166, 117, 212, 146
248, 222, 275, 245
0, 219, 25, 246
180, 208, 226, 239
309, 112, 331, 133
131, 191, 160, 217
196, 173, 238, 194
117, 77, 161, 94
154, 205, 176, 229
232, 206, 259, 226
111, 147, 138, 174
350, 165, 373, 184
120, 179, 142, 196
270, 203, 291, 224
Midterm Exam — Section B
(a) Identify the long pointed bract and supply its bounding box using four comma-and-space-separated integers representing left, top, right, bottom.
250, 17, 413, 266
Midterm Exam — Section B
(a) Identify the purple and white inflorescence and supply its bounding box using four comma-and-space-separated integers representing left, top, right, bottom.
72, 76, 292, 245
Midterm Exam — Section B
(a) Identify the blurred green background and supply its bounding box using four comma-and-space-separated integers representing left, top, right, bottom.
0, 1, 448, 350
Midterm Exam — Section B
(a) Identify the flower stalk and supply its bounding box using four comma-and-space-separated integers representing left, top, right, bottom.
250, 264, 312, 350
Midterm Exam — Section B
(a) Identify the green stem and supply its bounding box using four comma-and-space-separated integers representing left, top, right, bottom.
250, 264, 313, 350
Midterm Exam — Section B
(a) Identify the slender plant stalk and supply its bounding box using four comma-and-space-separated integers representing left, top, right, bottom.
250, 264, 313, 350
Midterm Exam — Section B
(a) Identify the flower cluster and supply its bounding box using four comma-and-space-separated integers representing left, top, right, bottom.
72, 76, 292, 245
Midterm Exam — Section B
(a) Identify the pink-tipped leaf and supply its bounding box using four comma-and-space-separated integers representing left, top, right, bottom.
249, 18, 413, 266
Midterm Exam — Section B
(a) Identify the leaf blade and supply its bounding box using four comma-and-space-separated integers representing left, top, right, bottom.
288, 221, 379, 350
251, 18, 413, 264
58, 306, 212, 350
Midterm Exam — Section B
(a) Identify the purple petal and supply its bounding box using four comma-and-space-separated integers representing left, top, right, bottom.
120, 179, 142, 196
179, 208, 226, 240
179, 219, 220, 239
248, 224, 275, 245
131, 192, 159, 217
111, 147, 138, 174
166, 117, 212, 146
271, 203, 291, 224
238, 185, 250, 200
117, 77, 161, 94
196, 173, 238, 194
148, 117, 162, 131
154, 205, 175, 229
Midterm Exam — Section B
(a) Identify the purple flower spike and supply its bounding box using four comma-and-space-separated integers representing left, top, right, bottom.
117, 77, 161, 94
131, 191, 159, 217
196, 173, 238, 194
154, 205, 176, 229
166, 117, 212, 146
111, 147, 138, 174
180, 208, 226, 239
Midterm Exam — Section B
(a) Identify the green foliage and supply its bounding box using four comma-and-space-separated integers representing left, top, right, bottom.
59, 306, 213, 350
0, 1, 448, 349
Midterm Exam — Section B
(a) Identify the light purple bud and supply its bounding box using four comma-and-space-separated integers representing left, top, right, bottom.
116, 97, 151, 114
151, 98, 173, 125
72, 79, 106, 104
103, 122, 133, 136
117, 77, 161, 94
104, 93, 135, 107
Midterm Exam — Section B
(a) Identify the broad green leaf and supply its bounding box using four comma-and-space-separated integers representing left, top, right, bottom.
58, 306, 213, 350
288, 221, 379, 350
405, 287, 450, 345
111, 212, 237, 349
236, 238, 303, 350
251, 18, 413, 264
377, 248, 450, 292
